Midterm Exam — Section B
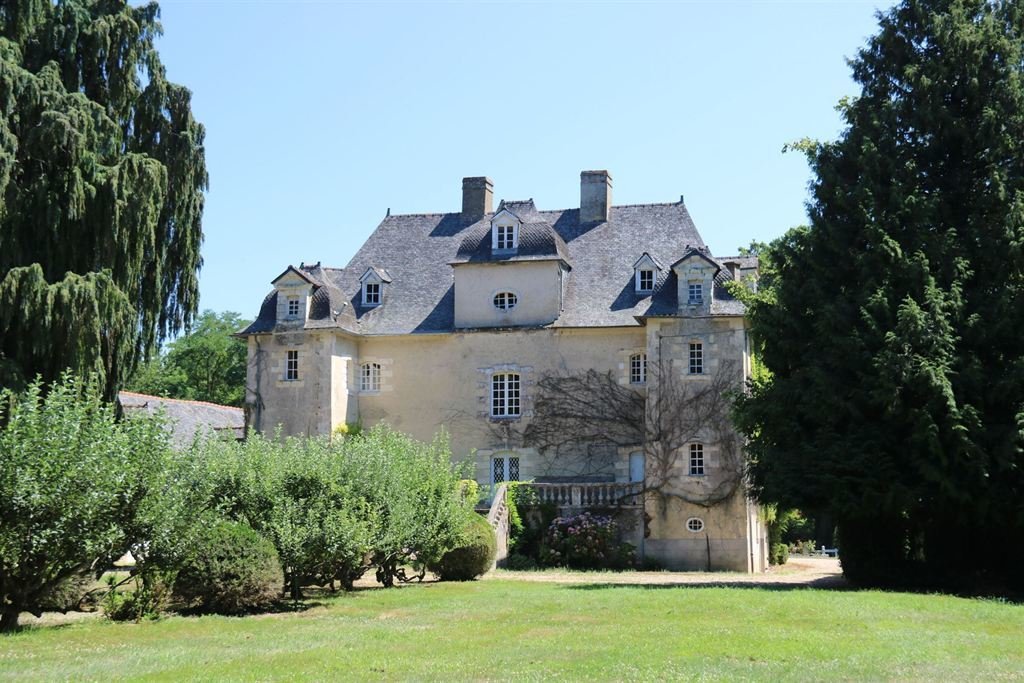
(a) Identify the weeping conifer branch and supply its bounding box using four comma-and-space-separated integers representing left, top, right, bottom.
0, 0, 206, 398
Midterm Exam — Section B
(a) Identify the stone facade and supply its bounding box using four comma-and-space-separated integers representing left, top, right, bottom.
241, 171, 768, 573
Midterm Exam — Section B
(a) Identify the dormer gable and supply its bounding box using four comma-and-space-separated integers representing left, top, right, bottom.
490, 208, 521, 253
271, 265, 316, 323
359, 266, 392, 307
632, 252, 664, 294
671, 247, 720, 312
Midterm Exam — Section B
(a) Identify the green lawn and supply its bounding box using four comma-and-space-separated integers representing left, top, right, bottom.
1, 578, 1021, 681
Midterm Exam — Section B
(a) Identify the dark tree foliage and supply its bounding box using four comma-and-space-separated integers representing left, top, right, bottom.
736, 0, 1024, 588
0, 1, 207, 399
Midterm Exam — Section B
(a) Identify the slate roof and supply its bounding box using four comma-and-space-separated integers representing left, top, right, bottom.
241, 198, 754, 337
118, 392, 245, 448
452, 200, 571, 265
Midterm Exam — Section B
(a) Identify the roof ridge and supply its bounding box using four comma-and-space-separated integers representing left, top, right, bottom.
119, 391, 243, 412
385, 211, 450, 219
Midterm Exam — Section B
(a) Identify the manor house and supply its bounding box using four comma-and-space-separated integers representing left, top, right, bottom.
240, 171, 767, 572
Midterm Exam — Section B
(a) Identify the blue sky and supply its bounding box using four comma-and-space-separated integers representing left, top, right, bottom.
154, 0, 895, 322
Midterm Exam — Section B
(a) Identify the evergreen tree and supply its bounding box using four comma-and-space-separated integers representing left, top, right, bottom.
0, 1, 207, 399
736, 0, 1024, 588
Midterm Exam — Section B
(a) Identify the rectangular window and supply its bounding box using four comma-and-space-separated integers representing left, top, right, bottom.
285, 350, 299, 381
638, 269, 654, 292
689, 342, 703, 375
491, 373, 521, 418
496, 225, 516, 250
689, 443, 705, 476
287, 296, 301, 317
688, 282, 703, 304
630, 353, 647, 385
364, 282, 380, 305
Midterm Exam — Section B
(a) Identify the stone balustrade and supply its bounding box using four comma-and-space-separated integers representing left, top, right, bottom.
523, 482, 643, 509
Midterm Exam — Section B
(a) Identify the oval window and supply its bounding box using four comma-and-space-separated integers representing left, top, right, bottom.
686, 517, 705, 533
493, 292, 518, 311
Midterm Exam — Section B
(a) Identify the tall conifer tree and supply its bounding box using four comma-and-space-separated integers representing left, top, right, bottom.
737, 0, 1024, 587
0, 1, 206, 398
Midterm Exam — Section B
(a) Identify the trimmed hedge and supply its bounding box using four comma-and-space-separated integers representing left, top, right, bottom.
430, 513, 496, 581
173, 519, 281, 614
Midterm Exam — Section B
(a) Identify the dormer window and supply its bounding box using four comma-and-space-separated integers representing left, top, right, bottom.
637, 270, 654, 292
688, 282, 703, 304
632, 253, 663, 294
496, 224, 517, 251
363, 282, 380, 306
359, 266, 392, 308
287, 296, 301, 318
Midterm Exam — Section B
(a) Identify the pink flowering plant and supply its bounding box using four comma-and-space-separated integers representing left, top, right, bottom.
538, 512, 634, 570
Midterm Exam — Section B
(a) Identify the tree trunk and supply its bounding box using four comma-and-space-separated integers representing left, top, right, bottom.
0, 610, 20, 633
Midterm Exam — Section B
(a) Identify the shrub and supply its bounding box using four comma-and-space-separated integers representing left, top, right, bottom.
173, 519, 281, 614
539, 512, 634, 570
0, 375, 171, 631
103, 572, 174, 622
430, 513, 496, 581
770, 543, 789, 566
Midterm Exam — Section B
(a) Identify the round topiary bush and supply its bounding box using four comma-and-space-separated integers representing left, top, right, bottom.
429, 513, 496, 581
173, 519, 281, 614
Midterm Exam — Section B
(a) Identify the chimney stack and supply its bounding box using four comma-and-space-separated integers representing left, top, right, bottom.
462, 176, 493, 220
580, 170, 612, 223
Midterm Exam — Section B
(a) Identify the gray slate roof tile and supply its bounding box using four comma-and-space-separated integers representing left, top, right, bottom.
241, 199, 753, 337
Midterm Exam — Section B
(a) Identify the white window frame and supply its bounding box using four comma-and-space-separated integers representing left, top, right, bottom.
688, 282, 703, 304
287, 296, 301, 318
491, 372, 521, 418
363, 282, 381, 306
360, 362, 381, 393
689, 342, 704, 375
686, 517, 705, 533
636, 269, 654, 293
493, 291, 518, 312
688, 443, 705, 476
285, 350, 299, 381
494, 224, 517, 251
629, 352, 647, 385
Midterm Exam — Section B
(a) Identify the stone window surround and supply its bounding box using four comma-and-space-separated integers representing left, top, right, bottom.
688, 442, 705, 476
357, 356, 394, 394
629, 352, 647, 385
360, 361, 381, 393
477, 364, 533, 420
274, 347, 306, 388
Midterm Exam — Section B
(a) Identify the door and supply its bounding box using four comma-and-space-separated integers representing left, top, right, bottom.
629, 451, 645, 483
492, 455, 520, 484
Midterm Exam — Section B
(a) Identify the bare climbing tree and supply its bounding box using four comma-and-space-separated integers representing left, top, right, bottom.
522, 359, 744, 507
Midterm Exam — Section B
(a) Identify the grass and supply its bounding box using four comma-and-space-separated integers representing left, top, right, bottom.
1, 578, 1022, 681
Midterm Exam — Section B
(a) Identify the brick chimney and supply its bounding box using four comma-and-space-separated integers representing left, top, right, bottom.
462, 177, 493, 220
580, 170, 612, 223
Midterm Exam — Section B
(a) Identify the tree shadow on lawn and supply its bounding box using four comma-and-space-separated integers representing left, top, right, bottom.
565, 577, 1024, 603
565, 575, 851, 593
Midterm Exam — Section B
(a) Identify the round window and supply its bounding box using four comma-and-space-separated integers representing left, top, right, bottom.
686, 517, 705, 533
493, 291, 518, 311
